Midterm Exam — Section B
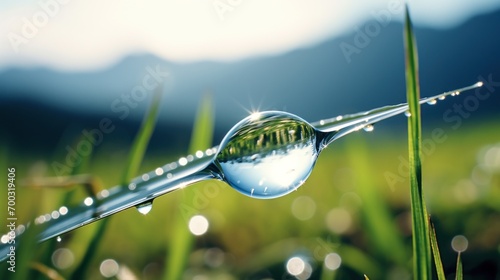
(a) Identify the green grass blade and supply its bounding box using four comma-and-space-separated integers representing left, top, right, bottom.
455, 252, 463, 280
72, 87, 163, 280
403, 5, 431, 280
430, 220, 446, 280
164, 94, 214, 280
121, 86, 163, 185
346, 136, 407, 265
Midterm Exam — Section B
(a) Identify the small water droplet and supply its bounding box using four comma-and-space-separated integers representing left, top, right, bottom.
363, 124, 374, 132
426, 99, 437, 105
438, 96, 446, 100
57, 236, 62, 242
404, 111, 411, 117
136, 201, 153, 215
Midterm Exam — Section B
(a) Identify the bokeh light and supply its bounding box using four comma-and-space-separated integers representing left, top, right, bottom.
451, 235, 469, 252
100, 259, 120, 278
291, 196, 317, 221
189, 215, 209, 236
52, 248, 74, 270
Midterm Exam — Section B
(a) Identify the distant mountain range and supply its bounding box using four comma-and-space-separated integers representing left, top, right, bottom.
1, 8, 499, 153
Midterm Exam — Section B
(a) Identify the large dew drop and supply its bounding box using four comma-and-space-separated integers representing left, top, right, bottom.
214, 111, 319, 198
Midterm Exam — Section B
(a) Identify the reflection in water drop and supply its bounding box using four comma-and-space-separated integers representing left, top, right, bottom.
57, 236, 62, 242
216, 112, 318, 198
451, 235, 468, 252
404, 111, 411, 117
136, 201, 153, 215
100, 259, 119, 278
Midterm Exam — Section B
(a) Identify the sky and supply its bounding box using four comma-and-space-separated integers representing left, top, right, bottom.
1, 0, 500, 71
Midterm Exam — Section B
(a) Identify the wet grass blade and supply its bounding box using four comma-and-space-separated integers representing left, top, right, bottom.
404, 5, 431, 280
72, 86, 163, 280
164, 94, 214, 280
455, 252, 463, 280
430, 220, 446, 280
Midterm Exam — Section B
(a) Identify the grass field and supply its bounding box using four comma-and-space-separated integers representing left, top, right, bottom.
1, 115, 499, 279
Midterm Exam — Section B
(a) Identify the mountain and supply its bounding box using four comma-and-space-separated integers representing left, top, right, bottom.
1, 8, 499, 153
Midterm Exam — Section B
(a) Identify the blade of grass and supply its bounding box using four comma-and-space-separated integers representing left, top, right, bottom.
72, 86, 163, 280
429, 220, 446, 280
455, 252, 463, 280
346, 136, 407, 265
164, 94, 214, 280
403, 4, 431, 280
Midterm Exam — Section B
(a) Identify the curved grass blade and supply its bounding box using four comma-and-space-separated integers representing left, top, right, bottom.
404, 4, 431, 280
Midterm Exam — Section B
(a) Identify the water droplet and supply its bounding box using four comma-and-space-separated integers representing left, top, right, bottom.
404, 111, 411, 117
215, 111, 318, 198
155, 167, 164, 176
84, 197, 94, 206
57, 236, 62, 242
179, 157, 188, 166
426, 99, 437, 105
438, 95, 446, 100
136, 200, 153, 215
363, 124, 374, 132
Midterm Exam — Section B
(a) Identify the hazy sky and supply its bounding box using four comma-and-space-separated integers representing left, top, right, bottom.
1, 0, 499, 70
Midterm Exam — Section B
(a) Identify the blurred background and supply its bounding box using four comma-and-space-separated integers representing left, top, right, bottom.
1, 0, 499, 279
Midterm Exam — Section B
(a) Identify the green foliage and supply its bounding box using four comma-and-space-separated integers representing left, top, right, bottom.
430, 221, 446, 280
404, 5, 432, 280
455, 252, 463, 280
164, 94, 214, 280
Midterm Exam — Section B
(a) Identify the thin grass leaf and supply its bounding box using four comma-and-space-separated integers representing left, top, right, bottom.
164, 94, 214, 280
346, 136, 407, 265
403, 4, 431, 280
429, 220, 446, 280
121, 86, 163, 185
72, 86, 163, 280
455, 252, 463, 280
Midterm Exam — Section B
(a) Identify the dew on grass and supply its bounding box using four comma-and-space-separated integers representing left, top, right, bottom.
0, 82, 485, 250
363, 124, 374, 132
426, 99, 437, 105
136, 200, 153, 215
